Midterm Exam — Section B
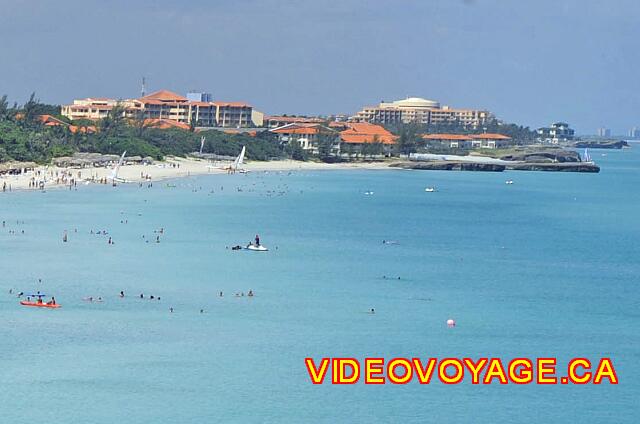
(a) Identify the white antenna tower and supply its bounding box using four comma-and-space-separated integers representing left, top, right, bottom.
141, 77, 146, 97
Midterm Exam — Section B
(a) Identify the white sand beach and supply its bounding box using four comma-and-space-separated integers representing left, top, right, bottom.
0, 157, 393, 191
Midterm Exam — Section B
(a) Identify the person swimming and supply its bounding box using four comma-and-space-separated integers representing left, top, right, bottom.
248, 290, 254, 297
119, 291, 125, 297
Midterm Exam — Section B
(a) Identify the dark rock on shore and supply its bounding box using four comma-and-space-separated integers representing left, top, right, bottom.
506, 162, 600, 172
390, 161, 505, 172
572, 140, 628, 149
496, 149, 581, 163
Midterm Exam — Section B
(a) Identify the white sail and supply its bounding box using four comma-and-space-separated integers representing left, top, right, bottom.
234, 146, 246, 171
109, 151, 126, 181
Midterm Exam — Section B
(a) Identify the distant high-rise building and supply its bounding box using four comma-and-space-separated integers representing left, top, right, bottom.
597, 127, 611, 137
186, 91, 212, 103
628, 127, 640, 138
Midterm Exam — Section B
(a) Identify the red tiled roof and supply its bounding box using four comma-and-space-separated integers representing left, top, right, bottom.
472, 133, 511, 140
422, 133, 472, 140
69, 125, 97, 134
143, 118, 190, 130
140, 90, 188, 102
340, 123, 397, 144
271, 123, 332, 136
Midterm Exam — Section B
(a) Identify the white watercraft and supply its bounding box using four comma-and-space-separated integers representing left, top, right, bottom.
505, 180, 514, 185
425, 187, 436, 192
246, 244, 268, 252
107, 151, 128, 183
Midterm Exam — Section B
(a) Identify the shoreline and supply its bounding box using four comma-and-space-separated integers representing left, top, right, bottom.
0, 158, 394, 192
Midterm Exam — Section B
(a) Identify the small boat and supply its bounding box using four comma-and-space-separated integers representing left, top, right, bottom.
20, 301, 61, 309
505, 180, 514, 185
364, 191, 374, 195
425, 187, 436, 192
246, 244, 268, 252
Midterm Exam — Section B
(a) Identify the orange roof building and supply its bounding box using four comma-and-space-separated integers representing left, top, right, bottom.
62, 89, 257, 128
351, 96, 494, 129
143, 118, 191, 130
38, 114, 96, 134
270, 123, 338, 154
339, 123, 397, 145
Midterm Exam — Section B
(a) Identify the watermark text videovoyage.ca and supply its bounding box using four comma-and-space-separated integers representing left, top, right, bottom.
305, 357, 618, 385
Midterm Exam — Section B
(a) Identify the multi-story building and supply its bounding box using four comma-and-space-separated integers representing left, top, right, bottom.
270, 123, 338, 154
61, 98, 122, 121
62, 90, 255, 128
597, 127, 611, 137
536, 122, 575, 144
351, 97, 493, 128
213, 102, 253, 128
628, 127, 640, 138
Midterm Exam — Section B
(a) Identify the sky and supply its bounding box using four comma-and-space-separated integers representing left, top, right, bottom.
0, 0, 638, 134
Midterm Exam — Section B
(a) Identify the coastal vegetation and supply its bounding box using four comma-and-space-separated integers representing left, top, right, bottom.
0, 94, 285, 164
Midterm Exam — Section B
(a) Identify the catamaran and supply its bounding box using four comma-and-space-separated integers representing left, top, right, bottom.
107, 151, 128, 183
231, 146, 247, 173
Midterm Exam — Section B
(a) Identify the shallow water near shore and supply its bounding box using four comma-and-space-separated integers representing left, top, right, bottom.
1, 147, 638, 423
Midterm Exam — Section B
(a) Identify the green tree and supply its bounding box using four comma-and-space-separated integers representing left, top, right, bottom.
396, 123, 418, 156
316, 133, 337, 161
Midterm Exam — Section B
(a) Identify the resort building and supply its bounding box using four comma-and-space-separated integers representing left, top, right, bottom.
339, 122, 397, 156
270, 123, 339, 154
469, 133, 512, 148
62, 90, 256, 128
422, 134, 472, 149
61, 98, 121, 121
352, 97, 493, 128
421, 133, 511, 149
270, 121, 397, 156
536, 122, 575, 144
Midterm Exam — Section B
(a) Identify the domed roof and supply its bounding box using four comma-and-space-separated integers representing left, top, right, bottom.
391, 97, 440, 108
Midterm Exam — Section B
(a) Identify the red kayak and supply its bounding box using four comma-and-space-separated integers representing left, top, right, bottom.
20, 301, 61, 309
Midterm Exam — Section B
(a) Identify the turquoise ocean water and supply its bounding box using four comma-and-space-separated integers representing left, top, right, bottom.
0, 147, 638, 423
